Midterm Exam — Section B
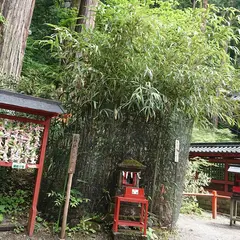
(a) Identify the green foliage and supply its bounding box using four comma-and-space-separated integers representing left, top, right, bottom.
30, 0, 78, 39
0, 13, 5, 24
184, 158, 212, 193
191, 127, 237, 142
181, 158, 212, 214
0, 190, 30, 215
176, 0, 240, 9
21, 0, 78, 98
0, 189, 31, 225
180, 200, 202, 214
147, 227, 159, 240
0, 74, 18, 90
209, 0, 240, 8
66, 216, 98, 237
31, 0, 240, 126
47, 189, 90, 208
0, 205, 5, 223
13, 224, 25, 234
34, 215, 51, 233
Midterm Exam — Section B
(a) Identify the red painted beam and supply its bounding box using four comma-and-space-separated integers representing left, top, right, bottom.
211, 179, 233, 185
0, 113, 45, 125
0, 161, 39, 169
183, 191, 230, 219
118, 220, 144, 227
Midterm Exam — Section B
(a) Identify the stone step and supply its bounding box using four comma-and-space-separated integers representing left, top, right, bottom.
112, 229, 147, 240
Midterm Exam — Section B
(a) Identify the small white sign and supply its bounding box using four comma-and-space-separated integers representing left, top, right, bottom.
175, 139, 180, 163
132, 189, 139, 195
28, 164, 37, 169
12, 163, 26, 170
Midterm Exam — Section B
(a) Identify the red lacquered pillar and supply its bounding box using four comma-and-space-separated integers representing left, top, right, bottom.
28, 118, 51, 236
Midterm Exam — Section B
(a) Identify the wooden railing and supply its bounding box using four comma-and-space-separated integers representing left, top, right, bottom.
183, 191, 230, 219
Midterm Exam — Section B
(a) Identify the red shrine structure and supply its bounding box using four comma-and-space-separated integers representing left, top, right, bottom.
112, 160, 148, 236
190, 142, 240, 196
0, 89, 64, 236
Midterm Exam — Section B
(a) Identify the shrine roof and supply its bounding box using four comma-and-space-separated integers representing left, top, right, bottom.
0, 89, 65, 117
190, 142, 240, 153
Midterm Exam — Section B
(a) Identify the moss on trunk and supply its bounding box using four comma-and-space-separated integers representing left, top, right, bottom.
42, 111, 193, 228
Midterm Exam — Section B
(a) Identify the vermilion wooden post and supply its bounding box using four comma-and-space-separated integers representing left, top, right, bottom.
28, 117, 51, 236
212, 190, 217, 219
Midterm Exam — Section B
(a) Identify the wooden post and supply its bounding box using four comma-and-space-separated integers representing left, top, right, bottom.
212, 190, 217, 219
28, 118, 51, 236
60, 134, 80, 240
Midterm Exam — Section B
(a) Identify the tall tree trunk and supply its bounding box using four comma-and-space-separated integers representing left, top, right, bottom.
203, 0, 208, 9
0, 0, 35, 77
75, 0, 98, 32
192, 0, 196, 9
41, 111, 193, 228
201, 0, 208, 32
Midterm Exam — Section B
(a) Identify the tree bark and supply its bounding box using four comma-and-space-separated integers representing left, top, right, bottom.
0, 0, 36, 77
192, 0, 196, 9
41, 111, 193, 228
203, 0, 208, 9
75, 0, 98, 32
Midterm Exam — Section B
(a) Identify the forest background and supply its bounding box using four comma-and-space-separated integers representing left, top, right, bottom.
1, 0, 240, 233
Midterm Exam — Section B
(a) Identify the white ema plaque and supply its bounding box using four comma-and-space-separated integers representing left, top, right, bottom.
132, 189, 139, 195
12, 163, 26, 169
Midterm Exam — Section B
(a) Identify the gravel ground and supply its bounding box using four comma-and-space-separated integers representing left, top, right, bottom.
173, 212, 240, 240
0, 212, 239, 240
0, 231, 110, 240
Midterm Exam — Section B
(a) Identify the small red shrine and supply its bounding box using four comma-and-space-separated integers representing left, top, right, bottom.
113, 160, 148, 236
0, 89, 65, 236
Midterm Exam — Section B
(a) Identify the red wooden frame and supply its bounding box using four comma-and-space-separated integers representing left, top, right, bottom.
113, 187, 148, 236
190, 152, 240, 196
0, 109, 57, 236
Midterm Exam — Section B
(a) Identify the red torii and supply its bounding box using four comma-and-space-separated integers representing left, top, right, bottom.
0, 89, 65, 236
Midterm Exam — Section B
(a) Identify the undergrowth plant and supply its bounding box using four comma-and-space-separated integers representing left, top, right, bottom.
66, 216, 98, 237
47, 188, 91, 234
181, 158, 212, 214
0, 189, 31, 226
47, 189, 90, 208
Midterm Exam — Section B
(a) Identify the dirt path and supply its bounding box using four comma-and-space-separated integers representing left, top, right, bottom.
0, 212, 239, 240
173, 212, 240, 240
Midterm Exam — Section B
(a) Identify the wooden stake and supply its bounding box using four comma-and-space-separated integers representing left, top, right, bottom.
60, 134, 80, 240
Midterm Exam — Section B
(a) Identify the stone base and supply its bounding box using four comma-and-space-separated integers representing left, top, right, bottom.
112, 230, 147, 240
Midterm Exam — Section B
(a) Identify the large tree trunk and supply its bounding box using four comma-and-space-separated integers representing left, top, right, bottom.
75, 0, 98, 32
0, 0, 35, 77
41, 111, 193, 228
203, 0, 208, 9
